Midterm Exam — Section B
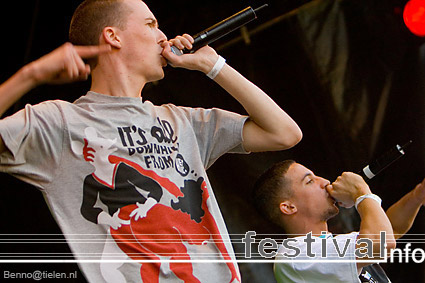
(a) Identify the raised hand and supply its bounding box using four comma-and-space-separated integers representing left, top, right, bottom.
27, 42, 111, 85
326, 172, 371, 208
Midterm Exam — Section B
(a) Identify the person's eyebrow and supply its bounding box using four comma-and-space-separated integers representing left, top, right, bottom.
145, 17, 158, 27
301, 172, 313, 182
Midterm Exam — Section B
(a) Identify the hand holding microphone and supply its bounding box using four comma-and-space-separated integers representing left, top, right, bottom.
326, 172, 372, 208
162, 36, 220, 73
326, 141, 411, 209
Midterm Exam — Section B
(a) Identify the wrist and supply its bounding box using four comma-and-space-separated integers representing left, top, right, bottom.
353, 185, 372, 201
409, 188, 424, 207
206, 56, 226, 79
97, 211, 110, 225
199, 54, 218, 74
145, 197, 158, 206
20, 62, 41, 88
355, 193, 382, 210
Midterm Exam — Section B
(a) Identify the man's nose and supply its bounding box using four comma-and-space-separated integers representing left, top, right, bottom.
319, 177, 330, 189
158, 29, 167, 43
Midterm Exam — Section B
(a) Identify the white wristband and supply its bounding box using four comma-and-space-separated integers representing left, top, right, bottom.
206, 56, 226, 79
355, 193, 382, 210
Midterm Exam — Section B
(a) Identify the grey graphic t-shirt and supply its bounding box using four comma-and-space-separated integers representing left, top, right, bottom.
0, 91, 248, 283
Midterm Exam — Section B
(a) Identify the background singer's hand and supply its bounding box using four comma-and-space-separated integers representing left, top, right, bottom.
326, 172, 371, 208
410, 178, 425, 206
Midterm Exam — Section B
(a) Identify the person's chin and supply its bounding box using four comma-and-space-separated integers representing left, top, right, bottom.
149, 70, 165, 82
323, 204, 339, 221
157, 72, 165, 80
159, 68, 166, 78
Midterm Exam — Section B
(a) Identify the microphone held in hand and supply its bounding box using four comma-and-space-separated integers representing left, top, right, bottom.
171, 4, 268, 56
358, 140, 412, 182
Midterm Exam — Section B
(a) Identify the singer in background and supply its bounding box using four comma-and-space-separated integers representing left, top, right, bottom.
0, 0, 302, 282
253, 160, 425, 283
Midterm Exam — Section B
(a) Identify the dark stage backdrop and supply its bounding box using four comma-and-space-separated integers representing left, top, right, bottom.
1, 0, 425, 282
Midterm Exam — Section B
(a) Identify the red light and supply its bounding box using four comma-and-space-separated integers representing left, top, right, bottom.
404, 0, 425, 36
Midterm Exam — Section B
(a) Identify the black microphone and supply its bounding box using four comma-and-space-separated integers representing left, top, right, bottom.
170, 4, 268, 56
358, 141, 412, 182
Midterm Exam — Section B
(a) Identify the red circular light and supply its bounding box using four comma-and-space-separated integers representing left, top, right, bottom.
404, 0, 425, 36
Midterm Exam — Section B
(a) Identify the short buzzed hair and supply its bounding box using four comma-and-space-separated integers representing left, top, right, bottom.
69, 0, 133, 68
252, 160, 295, 228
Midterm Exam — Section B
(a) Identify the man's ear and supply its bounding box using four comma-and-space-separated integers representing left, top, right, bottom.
102, 27, 121, 49
279, 200, 297, 215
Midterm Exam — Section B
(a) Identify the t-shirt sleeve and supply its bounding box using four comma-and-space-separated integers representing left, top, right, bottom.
175, 106, 249, 169
0, 102, 65, 189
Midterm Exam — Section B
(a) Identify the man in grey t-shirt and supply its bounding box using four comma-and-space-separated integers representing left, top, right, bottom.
0, 1, 302, 282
